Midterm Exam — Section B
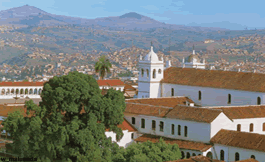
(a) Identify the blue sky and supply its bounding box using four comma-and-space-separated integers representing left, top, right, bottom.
0, 0, 264, 30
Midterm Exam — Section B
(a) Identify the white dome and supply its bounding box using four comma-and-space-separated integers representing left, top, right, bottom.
143, 46, 159, 62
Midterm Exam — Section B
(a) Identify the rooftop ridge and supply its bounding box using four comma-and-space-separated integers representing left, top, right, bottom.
125, 96, 191, 101
125, 102, 173, 109
175, 104, 223, 111
205, 105, 265, 108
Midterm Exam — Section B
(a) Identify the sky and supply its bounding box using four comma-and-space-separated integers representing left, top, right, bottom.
0, 0, 265, 30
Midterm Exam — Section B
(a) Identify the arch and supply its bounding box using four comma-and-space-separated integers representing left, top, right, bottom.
11, 89, 14, 95
38, 88, 42, 95
181, 151, 185, 159
20, 89, 24, 94
6, 89, 10, 95
25, 89, 28, 94
257, 97, 261, 105
237, 124, 241, 131
263, 123, 265, 131
29, 89, 33, 94
235, 152, 240, 161
1, 89, 5, 95
152, 120, 156, 131
228, 94, 231, 104
141, 118, 145, 129
184, 126, 188, 137
251, 155, 255, 159
220, 150, 225, 160
178, 125, 181, 135
34, 88, 37, 94
206, 152, 213, 159
171, 88, 174, 96
146, 69, 149, 78
158, 69, 162, 74
186, 152, 190, 158
171, 124, 175, 135
250, 123, 254, 132
198, 91, 202, 100
141, 68, 144, 77
152, 69, 156, 79
15, 88, 19, 94
192, 153, 196, 156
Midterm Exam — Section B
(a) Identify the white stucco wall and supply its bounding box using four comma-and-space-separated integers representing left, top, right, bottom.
162, 83, 265, 106
232, 118, 265, 135
105, 130, 136, 148
99, 86, 124, 92
0, 86, 43, 99
213, 144, 265, 162
210, 113, 233, 138
180, 149, 202, 159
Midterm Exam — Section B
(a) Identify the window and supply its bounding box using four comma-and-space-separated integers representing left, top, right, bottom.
257, 97, 261, 105
171, 124, 175, 135
159, 121, 164, 132
142, 95, 144, 98
146, 69, 149, 78
198, 91, 202, 100
228, 94, 231, 104
171, 88, 174, 96
178, 125, 181, 136
192, 153, 196, 156
235, 152, 240, 161
250, 123, 254, 132
237, 124, 241, 131
152, 120, 156, 131
206, 152, 213, 159
184, 126, 188, 137
141, 69, 144, 77
158, 69, 162, 74
132, 117, 135, 124
186, 152, 190, 158
220, 150, 224, 160
263, 123, 265, 131
181, 151, 185, 159
251, 155, 255, 159
153, 69, 156, 78
131, 133, 134, 139
141, 119, 145, 129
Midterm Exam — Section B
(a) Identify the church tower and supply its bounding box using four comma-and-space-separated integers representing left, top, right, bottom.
182, 45, 206, 69
138, 45, 164, 98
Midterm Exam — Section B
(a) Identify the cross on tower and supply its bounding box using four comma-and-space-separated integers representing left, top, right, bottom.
151, 41, 153, 47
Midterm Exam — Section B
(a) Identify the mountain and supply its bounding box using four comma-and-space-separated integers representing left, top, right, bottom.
0, 5, 228, 31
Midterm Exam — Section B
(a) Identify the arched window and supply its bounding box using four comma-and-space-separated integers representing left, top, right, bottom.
250, 123, 254, 132
141, 69, 144, 77
131, 133, 134, 139
251, 155, 255, 159
132, 117, 135, 125
178, 125, 181, 135
235, 152, 240, 161
237, 124, 241, 131
220, 150, 225, 160
206, 152, 213, 159
153, 69, 156, 78
152, 120, 156, 131
158, 69, 162, 74
263, 123, 265, 131
186, 152, 190, 158
228, 94, 231, 104
181, 151, 185, 159
192, 153, 196, 156
159, 121, 164, 132
198, 91, 202, 100
257, 97, 261, 105
171, 124, 175, 135
141, 119, 145, 129
171, 88, 174, 96
184, 126, 188, 137
146, 69, 149, 78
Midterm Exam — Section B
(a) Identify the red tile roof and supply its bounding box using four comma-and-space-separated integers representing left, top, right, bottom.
162, 67, 265, 92
237, 159, 259, 162
135, 134, 212, 152
213, 105, 265, 120
166, 155, 224, 162
166, 106, 222, 123
106, 118, 137, 132
97, 79, 125, 87
211, 129, 265, 152
124, 84, 136, 91
0, 81, 44, 87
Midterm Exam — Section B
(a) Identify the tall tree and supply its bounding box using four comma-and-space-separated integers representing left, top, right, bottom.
2, 71, 125, 162
95, 55, 112, 80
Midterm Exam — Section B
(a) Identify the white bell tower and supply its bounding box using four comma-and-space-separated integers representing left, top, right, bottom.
138, 45, 164, 98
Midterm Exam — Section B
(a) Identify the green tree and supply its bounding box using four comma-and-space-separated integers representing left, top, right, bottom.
2, 71, 125, 162
95, 55, 112, 80
114, 138, 181, 162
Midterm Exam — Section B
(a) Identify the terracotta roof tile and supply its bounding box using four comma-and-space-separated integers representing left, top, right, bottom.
166, 155, 224, 162
0, 81, 44, 87
213, 105, 265, 119
237, 159, 259, 162
211, 129, 265, 152
106, 118, 137, 132
166, 106, 222, 123
135, 134, 212, 152
126, 97, 194, 107
162, 67, 265, 92
97, 79, 125, 87
124, 84, 136, 91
